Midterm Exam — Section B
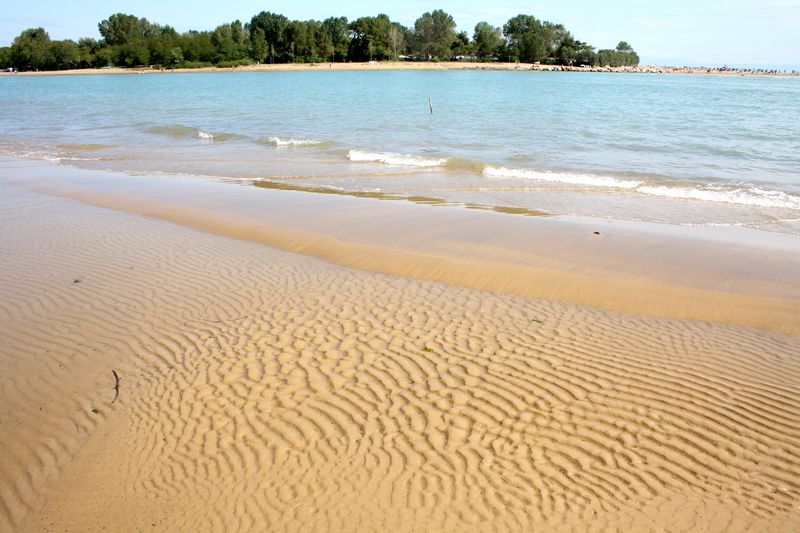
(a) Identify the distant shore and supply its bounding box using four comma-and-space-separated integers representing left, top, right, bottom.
2, 60, 798, 77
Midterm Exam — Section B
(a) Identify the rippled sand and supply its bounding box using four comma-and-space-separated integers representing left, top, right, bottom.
1, 184, 799, 532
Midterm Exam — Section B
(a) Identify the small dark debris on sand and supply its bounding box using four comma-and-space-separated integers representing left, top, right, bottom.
112, 369, 120, 403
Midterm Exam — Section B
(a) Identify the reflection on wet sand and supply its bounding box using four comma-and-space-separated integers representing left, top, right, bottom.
253, 179, 550, 217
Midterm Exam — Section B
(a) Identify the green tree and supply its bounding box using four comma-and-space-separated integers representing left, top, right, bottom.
321, 17, 350, 61
413, 10, 456, 59
555, 38, 597, 66
0, 47, 11, 68
94, 46, 115, 67
284, 20, 321, 62
98, 14, 140, 46
77, 37, 101, 67
388, 24, 406, 59
616, 41, 633, 53
97, 13, 173, 66
11, 28, 52, 70
451, 31, 472, 58
148, 26, 179, 65
212, 21, 249, 62
250, 27, 269, 62
118, 40, 150, 66
249, 11, 289, 63
472, 22, 502, 60
50, 40, 80, 69
2, 10, 635, 69
348, 15, 392, 61
543, 23, 572, 62
574, 43, 598, 66
597, 42, 639, 67
315, 26, 334, 62
503, 15, 547, 63
179, 31, 215, 63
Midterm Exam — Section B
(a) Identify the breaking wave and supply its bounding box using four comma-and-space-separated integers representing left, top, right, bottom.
348, 150, 447, 167
145, 125, 241, 142
483, 166, 643, 189
260, 136, 329, 147
638, 185, 800, 210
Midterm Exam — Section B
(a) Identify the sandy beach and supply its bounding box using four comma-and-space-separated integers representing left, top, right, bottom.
1, 160, 799, 531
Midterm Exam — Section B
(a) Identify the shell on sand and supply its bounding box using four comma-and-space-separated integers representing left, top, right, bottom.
0, 184, 799, 532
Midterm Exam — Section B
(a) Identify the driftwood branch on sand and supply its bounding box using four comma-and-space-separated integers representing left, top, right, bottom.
112, 369, 120, 403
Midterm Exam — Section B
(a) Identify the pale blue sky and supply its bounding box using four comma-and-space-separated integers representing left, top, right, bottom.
1, 0, 798, 68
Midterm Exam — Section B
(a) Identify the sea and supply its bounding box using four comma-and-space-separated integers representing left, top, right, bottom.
1, 70, 799, 234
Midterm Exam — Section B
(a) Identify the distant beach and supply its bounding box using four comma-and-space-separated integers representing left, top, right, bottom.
3, 60, 798, 77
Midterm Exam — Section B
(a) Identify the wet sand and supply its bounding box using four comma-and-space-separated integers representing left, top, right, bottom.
1, 165, 799, 532
4, 158, 799, 335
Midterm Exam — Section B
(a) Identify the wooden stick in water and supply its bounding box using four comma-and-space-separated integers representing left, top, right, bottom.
429, 96, 433, 115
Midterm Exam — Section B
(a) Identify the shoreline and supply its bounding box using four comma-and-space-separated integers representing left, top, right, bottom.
3, 157, 798, 336
2, 60, 798, 77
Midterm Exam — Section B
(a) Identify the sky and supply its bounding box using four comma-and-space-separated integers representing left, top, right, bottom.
1, 0, 798, 69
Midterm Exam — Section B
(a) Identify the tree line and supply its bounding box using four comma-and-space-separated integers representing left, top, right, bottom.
0, 10, 639, 71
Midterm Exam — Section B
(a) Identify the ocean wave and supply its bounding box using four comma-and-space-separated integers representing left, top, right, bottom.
483, 166, 643, 189
146, 124, 198, 138
638, 185, 800, 210
146, 125, 240, 142
261, 136, 328, 147
0, 148, 107, 163
443, 157, 487, 174
348, 150, 447, 168
0, 145, 61, 162
58, 143, 115, 151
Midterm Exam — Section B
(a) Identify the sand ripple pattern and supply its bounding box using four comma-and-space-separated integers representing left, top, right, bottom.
1, 184, 799, 532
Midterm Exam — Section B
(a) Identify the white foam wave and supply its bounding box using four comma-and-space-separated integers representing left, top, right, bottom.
483, 166, 642, 189
638, 186, 800, 210
266, 136, 326, 147
348, 150, 447, 168
197, 131, 214, 141
1, 148, 62, 162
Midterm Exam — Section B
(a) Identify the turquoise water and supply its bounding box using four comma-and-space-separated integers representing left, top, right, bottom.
1, 70, 799, 232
